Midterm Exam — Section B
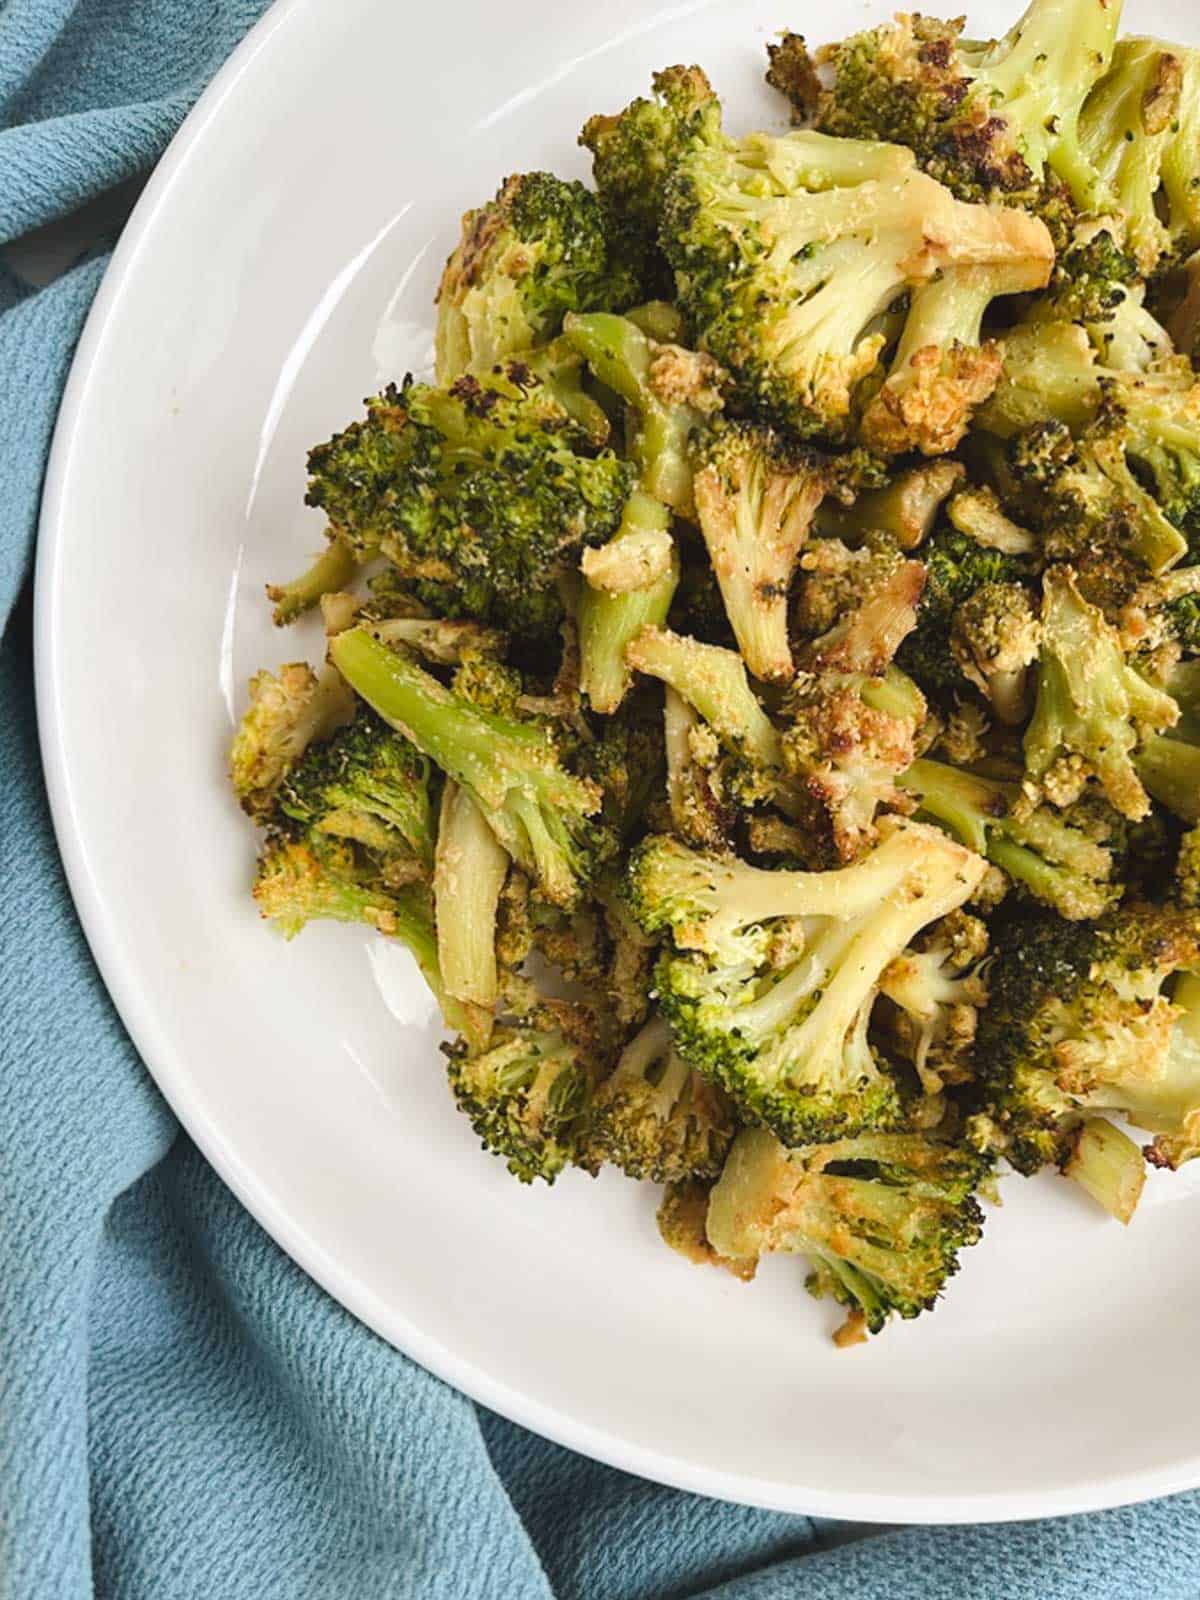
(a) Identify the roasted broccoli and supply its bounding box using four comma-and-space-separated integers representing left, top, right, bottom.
1135, 657, 1200, 823
628, 820, 988, 1143
577, 492, 680, 714
707, 1126, 987, 1336
230, 663, 355, 819
880, 909, 990, 1092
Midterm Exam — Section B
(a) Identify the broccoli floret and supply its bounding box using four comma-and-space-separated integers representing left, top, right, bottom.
897, 523, 1036, 698
230, 662, 355, 819
945, 485, 1039, 556
1025, 565, 1179, 819
434, 172, 641, 383
580, 65, 720, 294
862, 262, 1052, 457
660, 115, 1052, 437
1041, 224, 1140, 326
949, 580, 1041, 724
900, 756, 1122, 920
586, 1013, 735, 1183
563, 312, 725, 517
1061, 1116, 1146, 1223
691, 421, 830, 682
577, 492, 680, 715
972, 905, 1200, 1173
795, 540, 928, 677
266, 538, 359, 628
816, 0, 1119, 214
444, 1002, 606, 1183
305, 366, 634, 637
433, 780, 510, 1032
818, 460, 965, 550
782, 666, 927, 862
707, 1126, 987, 1336
330, 628, 612, 907
1077, 39, 1200, 276
661, 684, 736, 850
275, 707, 435, 873
765, 32, 823, 124
628, 820, 988, 1144
880, 909, 989, 1093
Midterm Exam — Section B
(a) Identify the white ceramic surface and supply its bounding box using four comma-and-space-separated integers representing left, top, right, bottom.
35, 0, 1200, 1522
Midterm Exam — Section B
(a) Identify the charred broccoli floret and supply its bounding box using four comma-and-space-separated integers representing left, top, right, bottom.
276, 708, 435, 874
900, 756, 1122, 919
434, 172, 641, 382
816, 0, 1119, 214
795, 539, 928, 677
305, 366, 634, 637
707, 1126, 987, 1336
628, 820, 988, 1144
445, 1002, 606, 1183
658, 111, 1052, 437
691, 420, 830, 682
230, 663, 355, 819
330, 629, 612, 907
1024, 565, 1179, 819
586, 1013, 735, 1183
949, 580, 1041, 723
972, 905, 1200, 1174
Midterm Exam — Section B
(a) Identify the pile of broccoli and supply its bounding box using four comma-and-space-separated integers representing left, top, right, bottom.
231, 0, 1200, 1346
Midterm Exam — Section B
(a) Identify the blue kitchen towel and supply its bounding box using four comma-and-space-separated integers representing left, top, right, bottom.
4, 4, 1200, 1597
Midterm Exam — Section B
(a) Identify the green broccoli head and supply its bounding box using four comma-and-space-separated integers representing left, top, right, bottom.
229, 662, 355, 820
276, 708, 435, 872
434, 171, 643, 383
445, 1002, 606, 1183
707, 1126, 987, 1336
585, 1013, 736, 1184
816, 0, 1119, 217
972, 905, 1200, 1173
660, 116, 1052, 438
330, 628, 615, 908
305, 365, 635, 637
627, 820, 989, 1145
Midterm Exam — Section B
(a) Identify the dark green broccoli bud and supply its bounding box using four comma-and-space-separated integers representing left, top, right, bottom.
707, 1126, 987, 1336
230, 662, 355, 820
266, 538, 360, 627
580, 65, 720, 293
305, 366, 635, 638
897, 523, 1036, 698
586, 1013, 736, 1183
660, 115, 1053, 438
971, 905, 1200, 1173
1061, 1116, 1146, 1223
765, 32, 823, 124
330, 629, 613, 908
691, 420, 830, 682
1025, 566, 1179, 819
899, 756, 1122, 920
275, 707, 435, 872
563, 312, 725, 517
444, 1002, 607, 1183
816, 0, 1119, 214
434, 171, 642, 383
817, 459, 965, 550
1135, 658, 1200, 823
577, 492, 680, 714
627, 821, 988, 1145
1077, 39, 1200, 276
1041, 225, 1140, 325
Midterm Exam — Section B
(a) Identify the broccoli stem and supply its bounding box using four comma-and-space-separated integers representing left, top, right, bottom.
578, 495, 679, 714
1135, 734, 1200, 823
434, 781, 510, 1022
1063, 1117, 1146, 1224
625, 626, 783, 770
624, 301, 686, 342
266, 539, 359, 626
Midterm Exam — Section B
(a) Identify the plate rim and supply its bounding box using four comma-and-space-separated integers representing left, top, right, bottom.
31, 0, 1200, 1524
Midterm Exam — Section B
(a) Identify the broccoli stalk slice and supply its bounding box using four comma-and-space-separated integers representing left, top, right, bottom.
1025, 567, 1179, 820
706, 1127, 986, 1335
817, 461, 965, 550
632, 822, 988, 1144
563, 312, 716, 516
862, 263, 1047, 458
899, 757, 1119, 920
692, 422, 828, 682
434, 781, 510, 1025
266, 539, 359, 627
330, 629, 606, 907
578, 494, 679, 715
586, 1013, 735, 1183
1136, 736, 1200, 824
1062, 1117, 1146, 1223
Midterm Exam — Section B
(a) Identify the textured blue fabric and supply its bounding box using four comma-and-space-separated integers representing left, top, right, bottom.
6, 4, 1200, 1597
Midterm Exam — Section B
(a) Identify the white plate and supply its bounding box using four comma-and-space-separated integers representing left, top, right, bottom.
35, 0, 1200, 1523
